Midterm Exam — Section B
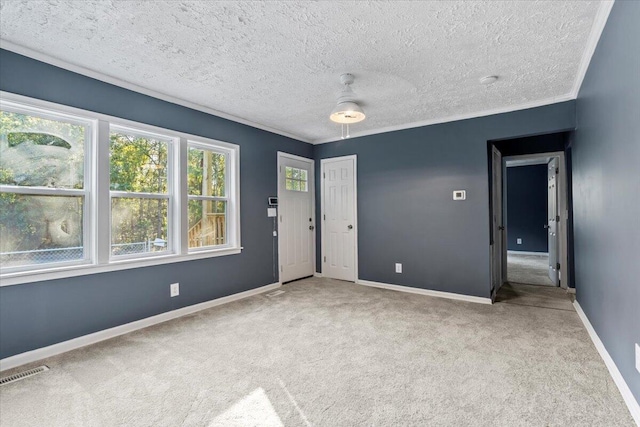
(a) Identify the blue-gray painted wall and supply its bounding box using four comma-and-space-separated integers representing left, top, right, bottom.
506, 165, 548, 252
314, 102, 576, 298
573, 1, 640, 403
0, 49, 313, 359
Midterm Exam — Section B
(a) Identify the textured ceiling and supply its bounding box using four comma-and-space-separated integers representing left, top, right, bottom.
0, 1, 604, 143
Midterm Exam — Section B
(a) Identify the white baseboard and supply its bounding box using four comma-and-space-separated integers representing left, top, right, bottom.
0, 282, 281, 372
573, 301, 640, 426
356, 279, 492, 305
313, 272, 323, 278
507, 250, 549, 256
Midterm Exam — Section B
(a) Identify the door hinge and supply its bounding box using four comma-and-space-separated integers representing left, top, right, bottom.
280, 215, 282, 222
323, 214, 326, 220
280, 265, 283, 272
324, 256, 326, 262
556, 168, 559, 174
556, 263, 561, 270
556, 215, 560, 222
323, 172, 325, 178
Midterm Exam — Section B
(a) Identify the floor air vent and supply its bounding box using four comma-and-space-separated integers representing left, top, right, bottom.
266, 290, 285, 298
0, 366, 49, 386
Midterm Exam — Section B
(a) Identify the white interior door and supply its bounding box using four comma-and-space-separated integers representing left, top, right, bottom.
547, 158, 559, 285
278, 153, 314, 283
491, 146, 504, 295
322, 156, 356, 282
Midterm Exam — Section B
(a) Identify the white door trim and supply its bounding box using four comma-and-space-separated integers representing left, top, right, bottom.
503, 151, 569, 289
320, 155, 358, 281
277, 151, 315, 282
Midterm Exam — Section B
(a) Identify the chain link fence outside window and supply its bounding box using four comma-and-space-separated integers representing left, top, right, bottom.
1, 241, 164, 268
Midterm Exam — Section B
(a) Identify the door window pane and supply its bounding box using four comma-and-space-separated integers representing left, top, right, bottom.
284, 167, 308, 192
0, 111, 86, 189
111, 197, 168, 256
188, 200, 227, 248
0, 194, 84, 267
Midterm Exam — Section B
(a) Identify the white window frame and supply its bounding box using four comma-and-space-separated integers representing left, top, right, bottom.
0, 91, 241, 287
186, 141, 235, 252
108, 124, 176, 261
0, 100, 96, 273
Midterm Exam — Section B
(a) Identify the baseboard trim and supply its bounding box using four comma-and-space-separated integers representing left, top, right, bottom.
356, 279, 492, 305
313, 272, 323, 278
0, 282, 281, 372
573, 301, 640, 426
507, 250, 549, 256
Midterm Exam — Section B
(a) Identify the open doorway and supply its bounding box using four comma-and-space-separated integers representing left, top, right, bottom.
489, 131, 575, 304
504, 155, 561, 287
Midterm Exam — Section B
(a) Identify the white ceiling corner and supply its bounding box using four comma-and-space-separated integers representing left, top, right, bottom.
0, 1, 611, 144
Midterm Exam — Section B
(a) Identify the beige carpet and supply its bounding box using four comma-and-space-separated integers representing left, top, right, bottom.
0, 277, 634, 426
507, 252, 555, 286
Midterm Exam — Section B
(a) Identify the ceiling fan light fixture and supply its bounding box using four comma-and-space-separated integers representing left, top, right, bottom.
329, 73, 366, 139
330, 101, 366, 124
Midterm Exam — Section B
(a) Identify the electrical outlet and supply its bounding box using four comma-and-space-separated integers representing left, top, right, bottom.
170, 283, 179, 297
395, 263, 402, 273
517, 238, 522, 245
636, 343, 640, 374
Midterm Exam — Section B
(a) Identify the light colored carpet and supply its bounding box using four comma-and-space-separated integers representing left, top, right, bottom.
0, 277, 634, 426
508, 252, 555, 286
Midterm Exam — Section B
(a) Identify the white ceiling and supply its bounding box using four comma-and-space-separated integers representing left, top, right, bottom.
0, 1, 609, 143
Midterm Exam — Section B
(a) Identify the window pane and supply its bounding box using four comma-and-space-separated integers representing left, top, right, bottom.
0, 110, 86, 189
110, 131, 168, 193
188, 200, 227, 248
292, 180, 300, 191
286, 179, 294, 190
0, 193, 84, 268
300, 181, 307, 192
188, 147, 226, 197
285, 167, 293, 178
111, 197, 168, 256
300, 169, 308, 181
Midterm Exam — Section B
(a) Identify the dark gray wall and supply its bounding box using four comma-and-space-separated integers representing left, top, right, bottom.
506, 165, 548, 252
314, 102, 575, 298
573, 1, 640, 403
0, 49, 312, 359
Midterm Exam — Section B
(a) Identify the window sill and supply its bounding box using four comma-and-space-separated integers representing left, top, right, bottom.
0, 247, 243, 287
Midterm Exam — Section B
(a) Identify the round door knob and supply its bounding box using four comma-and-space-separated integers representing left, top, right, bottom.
347, 225, 353, 229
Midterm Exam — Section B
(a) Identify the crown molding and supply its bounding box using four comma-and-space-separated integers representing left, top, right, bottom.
0, 40, 312, 144
312, 93, 575, 144
569, 0, 615, 99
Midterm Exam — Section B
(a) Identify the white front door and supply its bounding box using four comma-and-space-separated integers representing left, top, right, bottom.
322, 156, 356, 282
278, 153, 314, 283
547, 158, 559, 286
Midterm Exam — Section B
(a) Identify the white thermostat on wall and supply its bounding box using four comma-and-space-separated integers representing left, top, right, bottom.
453, 190, 466, 200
